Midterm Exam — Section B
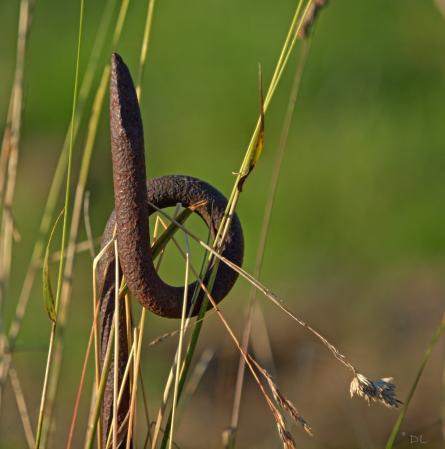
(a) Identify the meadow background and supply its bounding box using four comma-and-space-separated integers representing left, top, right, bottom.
1, 0, 445, 448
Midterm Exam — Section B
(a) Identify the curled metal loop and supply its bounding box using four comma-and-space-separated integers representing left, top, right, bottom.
97, 53, 244, 447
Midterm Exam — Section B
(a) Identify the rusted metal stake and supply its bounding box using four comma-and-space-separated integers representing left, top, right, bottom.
96, 53, 244, 448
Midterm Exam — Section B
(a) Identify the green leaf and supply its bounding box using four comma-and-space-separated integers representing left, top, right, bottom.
42, 209, 64, 322
238, 65, 265, 192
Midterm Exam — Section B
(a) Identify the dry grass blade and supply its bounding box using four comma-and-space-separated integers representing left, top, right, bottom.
168, 226, 190, 449
125, 329, 139, 449
90, 235, 116, 449
161, 225, 301, 448
65, 299, 102, 449
113, 241, 120, 449
148, 204, 402, 412
83, 191, 96, 258
103, 333, 137, 449
84, 316, 116, 449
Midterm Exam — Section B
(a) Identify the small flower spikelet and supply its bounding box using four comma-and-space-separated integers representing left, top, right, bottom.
277, 422, 297, 449
350, 373, 402, 408
255, 361, 313, 435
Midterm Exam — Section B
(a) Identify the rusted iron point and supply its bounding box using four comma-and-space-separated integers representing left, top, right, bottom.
97, 53, 244, 447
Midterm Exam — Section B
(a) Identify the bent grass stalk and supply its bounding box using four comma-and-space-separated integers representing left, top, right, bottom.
149, 204, 399, 386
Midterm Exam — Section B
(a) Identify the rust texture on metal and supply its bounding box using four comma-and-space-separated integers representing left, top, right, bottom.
97, 53, 244, 447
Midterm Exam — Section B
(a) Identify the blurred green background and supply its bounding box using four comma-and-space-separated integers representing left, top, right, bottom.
1, 0, 445, 447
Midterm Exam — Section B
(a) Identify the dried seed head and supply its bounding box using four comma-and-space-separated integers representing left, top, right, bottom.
256, 361, 313, 435
350, 373, 402, 408
298, 0, 329, 39
277, 422, 297, 449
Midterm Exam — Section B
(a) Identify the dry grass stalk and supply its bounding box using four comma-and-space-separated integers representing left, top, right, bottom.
83, 191, 96, 258
113, 239, 120, 449
65, 298, 102, 449
161, 220, 302, 448
125, 328, 140, 449
9, 365, 35, 449
168, 228, 190, 449
150, 204, 402, 414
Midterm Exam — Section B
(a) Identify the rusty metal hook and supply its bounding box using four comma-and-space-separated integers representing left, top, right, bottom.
97, 53, 244, 447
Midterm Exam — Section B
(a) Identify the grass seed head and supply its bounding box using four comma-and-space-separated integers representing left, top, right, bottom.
350, 373, 402, 408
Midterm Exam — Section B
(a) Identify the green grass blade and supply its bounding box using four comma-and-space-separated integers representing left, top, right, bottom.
385, 315, 445, 449
42, 209, 64, 322
53, 0, 85, 317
